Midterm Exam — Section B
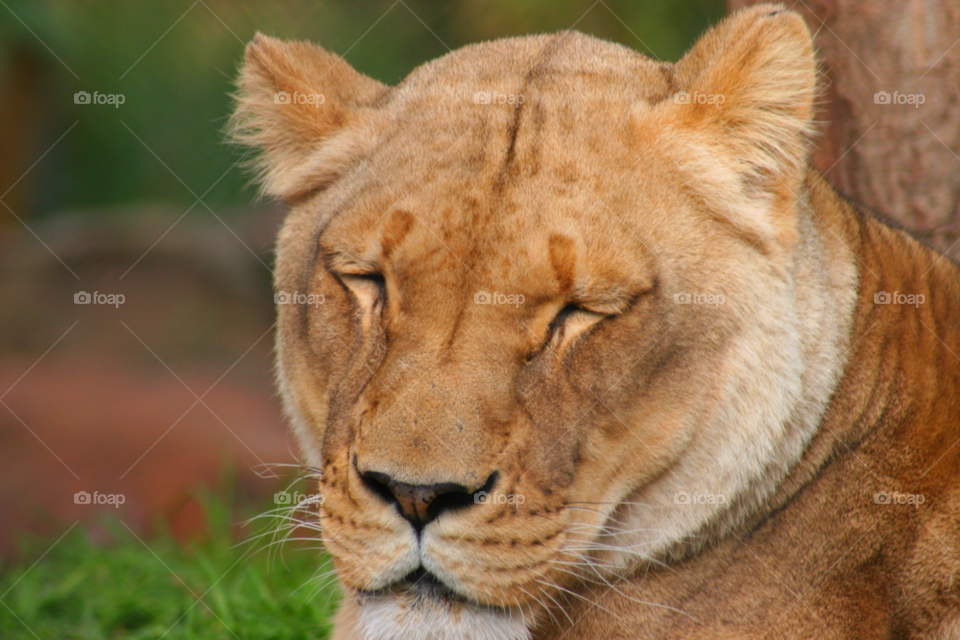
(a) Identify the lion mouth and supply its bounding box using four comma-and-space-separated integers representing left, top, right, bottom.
362, 567, 464, 603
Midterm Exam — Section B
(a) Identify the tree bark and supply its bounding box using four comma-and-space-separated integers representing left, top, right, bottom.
730, 0, 960, 260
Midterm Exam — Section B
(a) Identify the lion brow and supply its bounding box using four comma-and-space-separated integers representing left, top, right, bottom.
572, 277, 657, 315
318, 245, 382, 274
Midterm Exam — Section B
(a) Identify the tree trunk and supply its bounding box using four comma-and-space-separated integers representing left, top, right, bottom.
730, 0, 960, 260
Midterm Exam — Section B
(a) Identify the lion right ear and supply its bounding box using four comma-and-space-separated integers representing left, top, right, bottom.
229, 34, 388, 201
668, 4, 816, 183
640, 4, 816, 252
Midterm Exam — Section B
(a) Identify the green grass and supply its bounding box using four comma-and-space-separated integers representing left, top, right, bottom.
0, 491, 340, 639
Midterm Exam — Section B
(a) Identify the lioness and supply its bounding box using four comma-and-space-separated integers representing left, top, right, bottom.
231, 4, 960, 638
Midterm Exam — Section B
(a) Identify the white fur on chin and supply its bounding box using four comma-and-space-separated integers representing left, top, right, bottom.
354, 592, 531, 640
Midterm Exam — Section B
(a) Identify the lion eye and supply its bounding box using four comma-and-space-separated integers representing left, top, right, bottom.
338, 272, 385, 308
549, 304, 609, 342
525, 304, 611, 364
549, 305, 581, 335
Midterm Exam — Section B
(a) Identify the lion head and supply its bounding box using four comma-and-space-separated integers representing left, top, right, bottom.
232, 4, 857, 639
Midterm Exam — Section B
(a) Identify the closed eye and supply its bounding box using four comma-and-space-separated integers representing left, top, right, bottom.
548, 304, 582, 335
337, 272, 385, 308
550, 304, 609, 339
525, 304, 609, 363
342, 272, 385, 288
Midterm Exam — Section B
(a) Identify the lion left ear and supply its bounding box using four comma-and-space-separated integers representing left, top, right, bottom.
229, 34, 388, 201
670, 4, 817, 184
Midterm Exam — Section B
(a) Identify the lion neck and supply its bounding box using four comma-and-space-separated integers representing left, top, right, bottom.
761, 170, 960, 525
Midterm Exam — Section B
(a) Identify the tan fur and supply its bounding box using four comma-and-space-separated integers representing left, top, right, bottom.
232, 5, 960, 638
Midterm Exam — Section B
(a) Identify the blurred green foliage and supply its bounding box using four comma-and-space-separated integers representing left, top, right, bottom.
0, 487, 338, 639
0, 0, 724, 217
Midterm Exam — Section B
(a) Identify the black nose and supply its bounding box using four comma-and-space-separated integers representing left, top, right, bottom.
359, 469, 499, 532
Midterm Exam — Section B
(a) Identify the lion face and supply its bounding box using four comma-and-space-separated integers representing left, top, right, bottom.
233, 5, 853, 638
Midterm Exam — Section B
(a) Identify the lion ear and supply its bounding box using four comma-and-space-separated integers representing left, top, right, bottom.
669, 4, 816, 185
230, 33, 388, 201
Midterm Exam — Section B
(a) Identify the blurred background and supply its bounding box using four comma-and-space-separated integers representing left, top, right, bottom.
5, 0, 960, 637
0, 0, 724, 555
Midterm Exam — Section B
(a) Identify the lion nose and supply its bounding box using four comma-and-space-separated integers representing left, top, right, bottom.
359, 469, 499, 532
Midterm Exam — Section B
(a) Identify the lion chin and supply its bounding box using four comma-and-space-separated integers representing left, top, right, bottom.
351, 591, 529, 640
